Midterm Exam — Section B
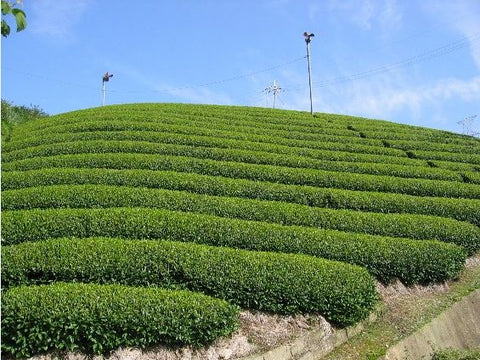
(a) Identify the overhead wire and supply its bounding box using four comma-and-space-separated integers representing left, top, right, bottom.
283, 32, 480, 93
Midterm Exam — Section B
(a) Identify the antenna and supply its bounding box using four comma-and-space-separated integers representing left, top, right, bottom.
264, 80, 283, 109
303, 32, 314, 115
102, 72, 114, 106
457, 115, 477, 135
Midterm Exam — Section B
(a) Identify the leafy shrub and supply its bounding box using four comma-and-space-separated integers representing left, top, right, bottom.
1, 140, 461, 181
10, 118, 404, 157
3, 128, 413, 165
387, 139, 480, 154
3, 153, 480, 199
1, 207, 467, 284
2, 237, 378, 325
410, 150, 480, 165
3, 168, 480, 226
462, 171, 480, 185
431, 348, 480, 360
3, 184, 479, 253
1, 282, 239, 357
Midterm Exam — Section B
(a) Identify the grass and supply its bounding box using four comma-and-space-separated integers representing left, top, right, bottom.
324, 256, 480, 360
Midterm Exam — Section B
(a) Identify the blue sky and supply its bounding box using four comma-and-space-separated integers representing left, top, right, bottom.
1, 0, 480, 134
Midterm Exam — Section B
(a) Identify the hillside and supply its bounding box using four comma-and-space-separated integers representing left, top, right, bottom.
2, 103, 480, 358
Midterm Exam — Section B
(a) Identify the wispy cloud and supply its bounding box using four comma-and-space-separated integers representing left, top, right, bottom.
109, 62, 235, 106
326, 0, 402, 32
424, 0, 480, 70
30, 0, 90, 40
346, 76, 480, 116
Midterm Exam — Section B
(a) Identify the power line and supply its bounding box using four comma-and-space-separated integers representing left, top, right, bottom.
312, 32, 480, 88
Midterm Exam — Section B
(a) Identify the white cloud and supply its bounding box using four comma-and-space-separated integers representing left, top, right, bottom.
424, 0, 480, 70
321, 76, 480, 130
326, 0, 402, 32
30, 0, 90, 40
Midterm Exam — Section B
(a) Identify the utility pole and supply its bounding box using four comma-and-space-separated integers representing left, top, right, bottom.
457, 115, 478, 136
102, 72, 113, 106
303, 32, 314, 115
264, 80, 282, 109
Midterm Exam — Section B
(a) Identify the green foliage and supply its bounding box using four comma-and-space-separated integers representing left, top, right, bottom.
1, 99, 48, 142
410, 149, 480, 165
0, 128, 425, 167
9, 114, 405, 157
1, 0, 26, 37
3, 152, 480, 199
1, 139, 462, 181
1, 207, 467, 284
3, 168, 480, 226
2, 237, 377, 325
1, 282, 239, 357
387, 139, 480, 154
1, 103, 479, 355
431, 348, 480, 360
3, 184, 479, 253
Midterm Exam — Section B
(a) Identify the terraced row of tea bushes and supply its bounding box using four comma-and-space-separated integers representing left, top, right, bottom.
4, 153, 480, 199
1, 282, 239, 357
2, 130, 426, 168
10, 114, 372, 148
428, 160, 478, 172
4, 184, 479, 253
386, 139, 480, 154
1, 207, 467, 284
11, 104, 349, 136
462, 171, 480, 185
360, 130, 460, 141
10, 119, 404, 157
2, 140, 460, 182
127, 111, 357, 139
2, 237, 377, 325
4, 168, 480, 226
409, 149, 480, 165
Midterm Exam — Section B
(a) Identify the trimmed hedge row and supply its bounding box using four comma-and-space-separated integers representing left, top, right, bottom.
2, 130, 427, 168
10, 119, 405, 157
462, 171, 480, 185
1, 140, 460, 182
429, 160, 478, 172
1, 207, 467, 283
9, 109, 382, 148
2, 237, 378, 325
3, 184, 479, 252
409, 150, 480, 165
1, 282, 239, 357
10, 105, 350, 139
386, 139, 480, 154
3, 153, 480, 199
3, 168, 480, 226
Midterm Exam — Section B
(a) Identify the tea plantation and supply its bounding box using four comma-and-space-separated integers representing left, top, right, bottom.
2, 103, 480, 357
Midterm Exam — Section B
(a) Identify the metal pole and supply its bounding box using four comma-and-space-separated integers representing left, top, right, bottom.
306, 39, 313, 115
304, 32, 314, 115
102, 80, 106, 106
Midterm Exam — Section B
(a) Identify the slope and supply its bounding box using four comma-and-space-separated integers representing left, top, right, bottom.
1, 103, 480, 357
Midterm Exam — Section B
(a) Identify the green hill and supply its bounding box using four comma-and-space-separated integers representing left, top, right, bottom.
2, 103, 480, 357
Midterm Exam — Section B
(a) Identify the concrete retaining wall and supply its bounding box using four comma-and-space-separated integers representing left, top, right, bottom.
238, 313, 377, 360
384, 289, 480, 360
237, 290, 479, 360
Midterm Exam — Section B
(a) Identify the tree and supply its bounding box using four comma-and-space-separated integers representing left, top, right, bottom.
1, 0, 26, 37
